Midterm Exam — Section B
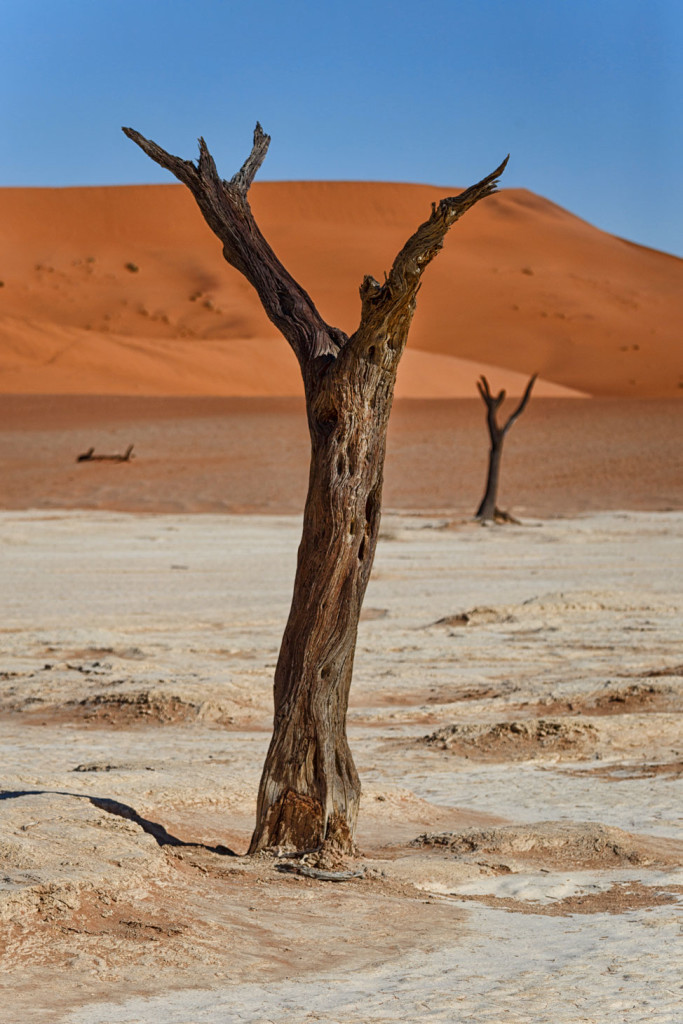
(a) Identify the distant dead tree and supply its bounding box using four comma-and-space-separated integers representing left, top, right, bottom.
475, 374, 537, 523
124, 122, 506, 855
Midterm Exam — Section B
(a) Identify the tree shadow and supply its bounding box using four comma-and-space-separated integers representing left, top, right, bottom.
0, 788, 237, 856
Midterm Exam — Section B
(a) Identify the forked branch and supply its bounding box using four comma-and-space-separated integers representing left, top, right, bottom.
123, 124, 343, 371
122, 127, 201, 190
502, 372, 537, 434
477, 373, 538, 443
124, 123, 507, 390
123, 122, 271, 202
230, 122, 271, 192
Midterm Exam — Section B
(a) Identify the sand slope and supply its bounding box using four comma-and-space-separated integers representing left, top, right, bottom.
1, 181, 680, 397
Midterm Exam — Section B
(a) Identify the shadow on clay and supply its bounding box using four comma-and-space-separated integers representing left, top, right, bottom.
0, 788, 237, 856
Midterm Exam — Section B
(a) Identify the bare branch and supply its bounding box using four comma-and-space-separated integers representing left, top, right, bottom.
477, 374, 505, 418
502, 373, 538, 434
392, 156, 509, 288
355, 157, 509, 339
197, 137, 222, 185
230, 122, 271, 192
122, 127, 199, 189
478, 373, 513, 445
437, 156, 509, 227
477, 375, 492, 402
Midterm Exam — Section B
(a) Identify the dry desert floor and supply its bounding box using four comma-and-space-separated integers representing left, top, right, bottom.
1, 498, 682, 1023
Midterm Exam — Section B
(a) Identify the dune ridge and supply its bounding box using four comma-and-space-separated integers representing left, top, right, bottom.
1, 181, 680, 398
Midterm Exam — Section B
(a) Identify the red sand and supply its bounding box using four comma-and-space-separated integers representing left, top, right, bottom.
1, 181, 681, 398
1, 395, 680, 517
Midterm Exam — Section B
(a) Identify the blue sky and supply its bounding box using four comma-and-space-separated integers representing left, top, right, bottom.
2, 0, 681, 255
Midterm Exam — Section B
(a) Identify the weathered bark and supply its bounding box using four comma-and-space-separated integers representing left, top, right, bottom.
124, 123, 507, 853
475, 374, 537, 522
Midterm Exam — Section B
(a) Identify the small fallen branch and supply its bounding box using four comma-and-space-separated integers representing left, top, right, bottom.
76, 444, 134, 463
275, 862, 365, 882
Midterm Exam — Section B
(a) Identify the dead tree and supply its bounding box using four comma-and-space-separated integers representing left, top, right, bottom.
475, 374, 536, 523
124, 123, 507, 854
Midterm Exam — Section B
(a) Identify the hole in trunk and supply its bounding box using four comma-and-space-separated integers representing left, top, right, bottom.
336, 454, 345, 476
316, 406, 339, 436
367, 345, 376, 362
365, 488, 378, 525
358, 536, 366, 561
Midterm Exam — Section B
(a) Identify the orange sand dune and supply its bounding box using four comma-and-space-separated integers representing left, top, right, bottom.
0, 181, 680, 397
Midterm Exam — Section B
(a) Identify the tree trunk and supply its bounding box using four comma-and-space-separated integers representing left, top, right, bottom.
249, 324, 401, 852
124, 123, 507, 853
475, 439, 504, 520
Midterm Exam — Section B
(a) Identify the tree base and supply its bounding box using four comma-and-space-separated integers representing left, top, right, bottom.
476, 507, 522, 525
249, 789, 357, 857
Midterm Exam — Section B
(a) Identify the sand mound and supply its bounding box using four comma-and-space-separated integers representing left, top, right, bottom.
68, 691, 235, 727
528, 681, 682, 718
430, 591, 680, 633
0, 181, 681, 397
411, 821, 683, 870
0, 652, 269, 730
5, 688, 241, 729
423, 717, 598, 760
0, 675, 255, 729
